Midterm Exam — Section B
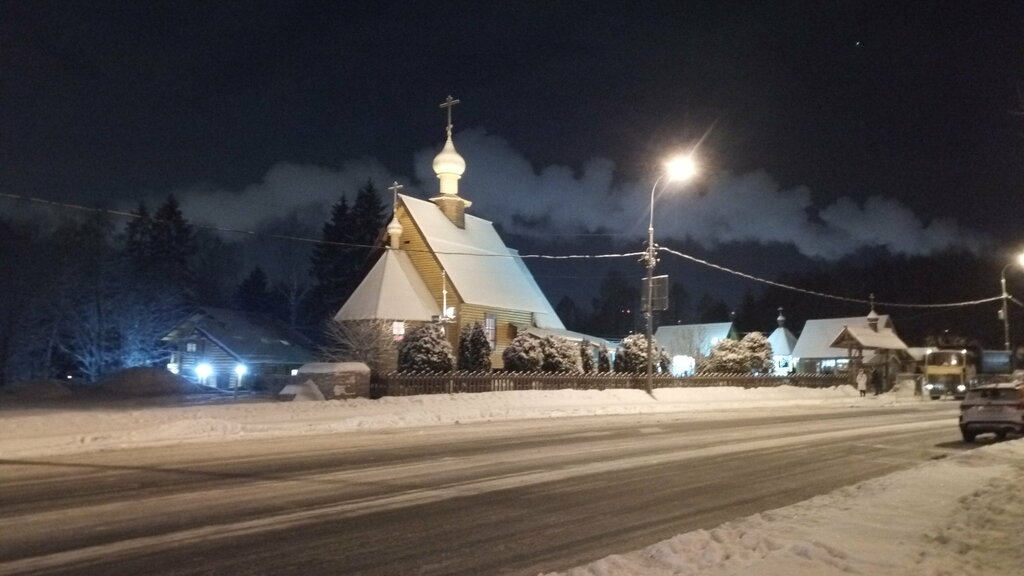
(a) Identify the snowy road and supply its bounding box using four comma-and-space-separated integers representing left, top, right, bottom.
1, 404, 962, 575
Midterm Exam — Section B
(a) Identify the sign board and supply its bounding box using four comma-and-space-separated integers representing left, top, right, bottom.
642, 274, 669, 311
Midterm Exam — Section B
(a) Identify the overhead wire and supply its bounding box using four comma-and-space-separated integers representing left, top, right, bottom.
658, 246, 1004, 309
1, 190, 1007, 310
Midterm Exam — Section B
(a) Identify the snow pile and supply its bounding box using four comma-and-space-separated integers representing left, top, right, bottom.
0, 386, 897, 458
544, 441, 1024, 576
278, 379, 326, 401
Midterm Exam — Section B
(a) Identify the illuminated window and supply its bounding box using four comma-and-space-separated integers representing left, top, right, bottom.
484, 315, 496, 350
186, 342, 197, 353
392, 321, 405, 341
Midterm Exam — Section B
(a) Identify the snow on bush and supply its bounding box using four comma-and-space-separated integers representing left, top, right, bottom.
397, 323, 454, 372
457, 322, 492, 371
614, 334, 662, 373
540, 335, 581, 373
597, 344, 611, 373
502, 333, 544, 371
502, 333, 581, 373
580, 340, 595, 373
700, 332, 774, 374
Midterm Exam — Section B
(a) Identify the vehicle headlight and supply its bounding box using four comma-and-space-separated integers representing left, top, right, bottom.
924, 383, 934, 390
956, 384, 967, 392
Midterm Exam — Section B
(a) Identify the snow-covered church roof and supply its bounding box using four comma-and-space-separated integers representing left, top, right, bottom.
767, 326, 797, 356
401, 193, 558, 317
791, 315, 897, 359
334, 249, 439, 322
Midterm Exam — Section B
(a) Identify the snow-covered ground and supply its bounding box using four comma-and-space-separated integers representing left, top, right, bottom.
1, 384, 1021, 575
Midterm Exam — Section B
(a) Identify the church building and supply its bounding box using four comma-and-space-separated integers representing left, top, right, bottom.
335, 97, 581, 369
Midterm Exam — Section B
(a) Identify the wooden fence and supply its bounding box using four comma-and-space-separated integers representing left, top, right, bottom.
371, 371, 851, 398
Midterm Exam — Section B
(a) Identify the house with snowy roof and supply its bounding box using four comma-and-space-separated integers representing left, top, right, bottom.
335, 99, 598, 369
790, 307, 908, 378
163, 307, 315, 389
655, 321, 736, 375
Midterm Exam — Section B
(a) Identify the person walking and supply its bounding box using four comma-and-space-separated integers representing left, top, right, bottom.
856, 368, 868, 397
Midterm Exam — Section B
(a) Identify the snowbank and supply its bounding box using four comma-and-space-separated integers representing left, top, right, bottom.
544, 440, 1024, 576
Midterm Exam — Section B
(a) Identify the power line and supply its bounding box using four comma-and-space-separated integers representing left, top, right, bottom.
658, 246, 1003, 309
1, 191, 1007, 309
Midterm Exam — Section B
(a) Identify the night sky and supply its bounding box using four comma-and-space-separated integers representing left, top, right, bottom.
3, 1, 1024, 304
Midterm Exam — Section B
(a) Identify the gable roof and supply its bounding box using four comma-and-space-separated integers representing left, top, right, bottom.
401, 194, 553, 314
655, 322, 734, 357
791, 315, 895, 359
830, 325, 908, 351
164, 307, 315, 365
767, 326, 798, 356
335, 249, 439, 322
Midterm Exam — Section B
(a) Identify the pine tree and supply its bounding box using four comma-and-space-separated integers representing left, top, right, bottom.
397, 323, 454, 372
597, 345, 611, 373
307, 194, 353, 324
458, 322, 492, 371
590, 270, 640, 337
580, 340, 595, 373
350, 180, 386, 247
306, 181, 387, 334
234, 267, 273, 314
122, 195, 197, 301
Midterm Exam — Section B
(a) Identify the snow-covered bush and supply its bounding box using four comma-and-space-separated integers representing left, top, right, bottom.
614, 334, 658, 373
740, 331, 774, 374
597, 345, 611, 373
457, 322, 492, 371
502, 333, 544, 371
580, 340, 595, 373
699, 332, 774, 374
397, 323, 454, 372
540, 335, 581, 373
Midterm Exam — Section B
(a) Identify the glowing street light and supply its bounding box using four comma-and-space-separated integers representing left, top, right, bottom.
999, 251, 1024, 350
195, 362, 213, 386
234, 364, 248, 397
644, 154, 698, 394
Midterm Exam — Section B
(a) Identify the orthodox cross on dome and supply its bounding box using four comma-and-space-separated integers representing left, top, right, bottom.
387, 181, 403, 208
440, 95, 460, 136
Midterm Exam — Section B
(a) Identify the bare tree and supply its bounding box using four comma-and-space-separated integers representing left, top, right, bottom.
321, 319, 396, 375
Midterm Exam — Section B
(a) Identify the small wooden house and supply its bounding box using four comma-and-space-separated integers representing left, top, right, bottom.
163, 307, 315, 389
791, 311, 908, 377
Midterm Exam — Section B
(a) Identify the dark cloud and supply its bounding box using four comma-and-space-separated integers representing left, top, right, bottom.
159, 127, 988, 261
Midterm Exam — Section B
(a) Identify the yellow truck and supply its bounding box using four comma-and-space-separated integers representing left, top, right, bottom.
923, 349, 974, 400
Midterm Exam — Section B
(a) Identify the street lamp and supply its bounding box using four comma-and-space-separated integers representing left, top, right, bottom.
234, 364, 248, 397
999, 252, 1024, 350
644, 154, 698, 394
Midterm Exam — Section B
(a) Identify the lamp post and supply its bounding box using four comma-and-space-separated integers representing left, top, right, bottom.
644, 155, 697, 394
999, 252, 1024, 351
